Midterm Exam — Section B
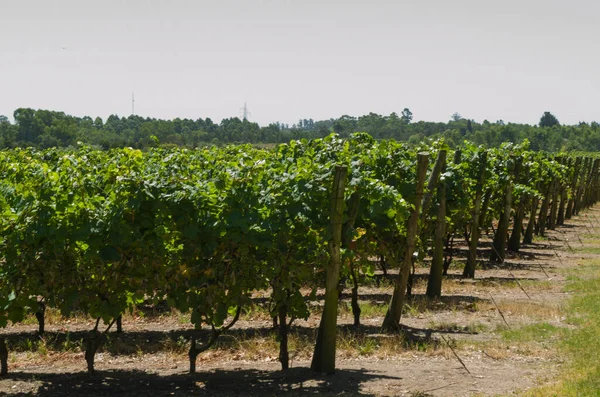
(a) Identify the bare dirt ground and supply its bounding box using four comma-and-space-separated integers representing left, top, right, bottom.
2, 207, 599, 397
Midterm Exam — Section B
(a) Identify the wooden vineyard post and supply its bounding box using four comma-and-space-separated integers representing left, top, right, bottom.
523, 186, 540, 245
478, 190, 492, 232
536, 181, 551, 237
381, 153, 429, 332
584, 159, 600, 209
422, 149, 448, 298
574, 158, 589, 216
491, 158, 515, 262
557, 158, 571, 226
548, 160, 560, 230
341, 192, 362, 327
593, 159, 600, 206
576, 157, 589, 212
585, 158, 594, 207
464, 151, 487, 278
441, 149, 462, 276
566, 157, 582, 219
508, 159, 527, 252
426, 166, 447, 298
35, 301, 46, 335
593, 159, 600, 204
590, 159, 600, 206
0, 336, 7, 376
278, 288, 289, 370
311, 165, 347, 374
420, 150, 447, 219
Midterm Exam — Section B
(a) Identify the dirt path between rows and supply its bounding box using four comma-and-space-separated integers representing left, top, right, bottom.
2, 207, 600, 397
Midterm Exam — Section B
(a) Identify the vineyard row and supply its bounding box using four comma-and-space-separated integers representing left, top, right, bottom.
1, 133, 599, 375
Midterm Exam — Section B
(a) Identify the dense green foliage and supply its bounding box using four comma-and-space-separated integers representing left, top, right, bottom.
1, 108, 599, 151
0, 132, 598, 374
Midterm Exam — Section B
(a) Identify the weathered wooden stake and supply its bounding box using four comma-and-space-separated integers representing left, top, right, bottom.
311, 165, 347, 373
381, 153, 429, 332
491, 158, 515, 262
0, 337, 8, 376
464, 151, 487, 278
426, 170, 446, 298
508, 159, 525, 252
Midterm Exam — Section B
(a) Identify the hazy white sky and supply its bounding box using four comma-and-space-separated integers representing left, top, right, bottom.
1, 0, 599, 126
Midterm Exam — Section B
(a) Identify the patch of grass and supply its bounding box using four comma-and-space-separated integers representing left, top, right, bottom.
481, 346, 510, 360
175, 311, 191, 325
359, 272, 395, 288
495, 300, 562, 320
376, 334, 406, 357
519, 279, 555, 291
338, 331, 378, 357
357, 338, 379, 356
573, 245, 600, 255
161, 335, 188, 354
240, 303, 272, 321
403, 303, 423, 317
580, 231, 600, 240
60, 332, 81, 352
21, 307, 68, 327
357, 302, 388, 318
35, 339, 48, 357
501, 322, 561, 343
521, 260, 600, 396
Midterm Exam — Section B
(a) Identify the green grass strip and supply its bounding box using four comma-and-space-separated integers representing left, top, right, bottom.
522, 261, 600, 396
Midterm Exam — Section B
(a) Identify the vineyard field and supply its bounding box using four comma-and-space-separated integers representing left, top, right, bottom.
1, 133, 600, 395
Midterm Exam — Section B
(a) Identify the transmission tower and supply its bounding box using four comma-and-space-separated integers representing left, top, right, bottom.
240, 102, 251, 120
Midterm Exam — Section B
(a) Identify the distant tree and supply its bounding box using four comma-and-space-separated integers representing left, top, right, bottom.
13, 108, 38, 143
401, 108, 413, 124
451, 112, 462, 122
332, 115, 357, 137
0, 115, 17, 147
407, 133, 425, 145
539, 111, 560, 128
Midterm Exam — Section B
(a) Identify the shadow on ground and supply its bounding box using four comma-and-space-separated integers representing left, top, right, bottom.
2, 366, 399, 397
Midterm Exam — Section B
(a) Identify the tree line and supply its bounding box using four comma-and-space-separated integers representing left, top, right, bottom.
1, 107, 598, 151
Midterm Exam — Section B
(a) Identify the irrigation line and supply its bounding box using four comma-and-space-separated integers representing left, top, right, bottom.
539, 260, 551, 278
422, 381, 461, 394
582, 214, 600, 242
552, 249, 564, 267
556, 229, 575, 252
581, 220, 594, 237
488, 292, 510, 329
588, 211, 600, 230
584, 214, 598, 233
508, 269, 532, 300
564, 238, 574, 253
490, 244, 532, 300
440, 334, 471, 375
